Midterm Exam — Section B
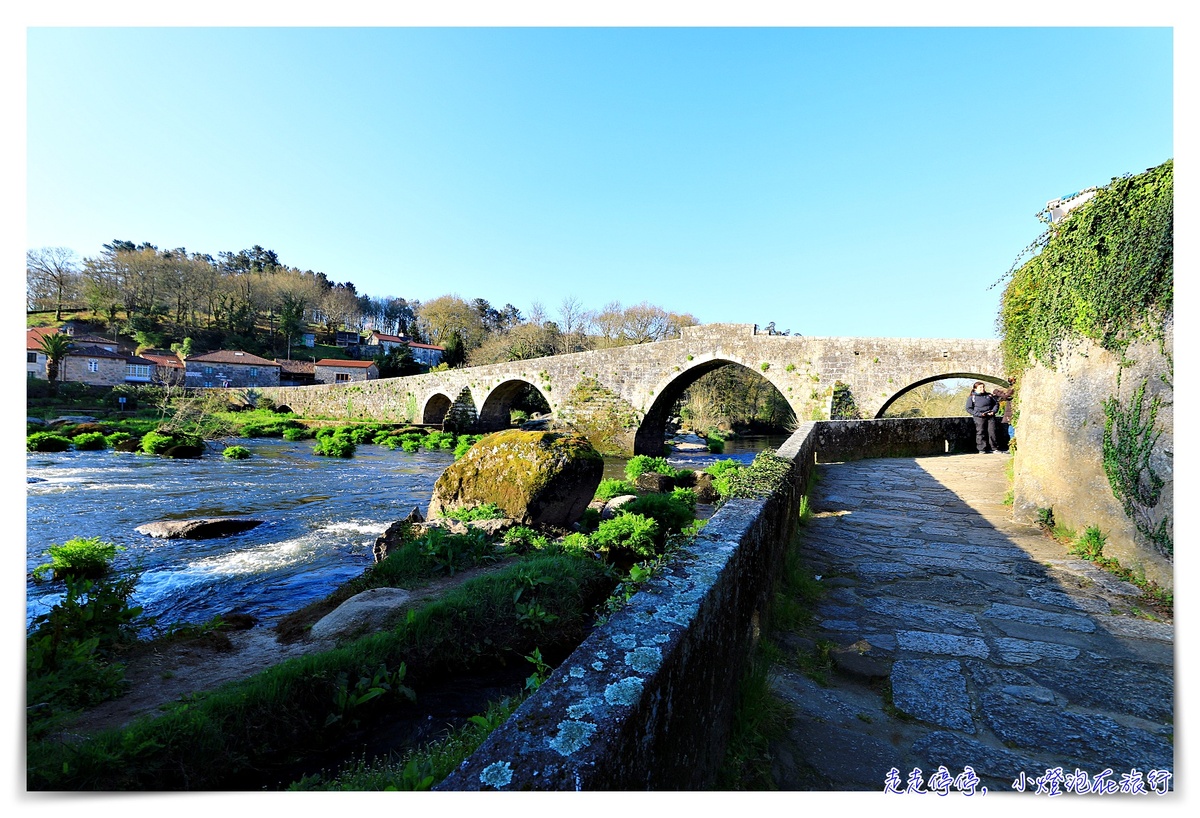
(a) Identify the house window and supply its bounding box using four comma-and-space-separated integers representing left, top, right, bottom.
335, 373, 350, 383
204, 366, 214, 375
249, 367, 258, 377
27, 352, 37, 363
126, 364, 151, 379
87, 359, 99, 373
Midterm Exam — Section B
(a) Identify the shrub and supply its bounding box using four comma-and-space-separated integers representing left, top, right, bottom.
104, 431, 133, 448
27, 432, 72, 452
140, 430, 202, 456
624, 455, 683, 482
283, 427, 310, 441
27, 573, 146, 737
314, 431, 356, 458
560, 532, 593, 555
32, 536, 122, 582
223, 445, 251, 460
348, 424, 383, 445
593, 513, 660, 563
453, 434, 483, 460
705, 430, 726, 454
725, 449, 794, 499
594, 479, 638, 502
620, 491, 695, 539
439, 503, 505, 522
72, 432, 107, 451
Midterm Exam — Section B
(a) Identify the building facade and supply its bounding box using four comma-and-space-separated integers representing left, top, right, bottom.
184, 351, 281, 388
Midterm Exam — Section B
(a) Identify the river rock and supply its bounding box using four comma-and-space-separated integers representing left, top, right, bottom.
602, 495, 638, 520
634, 472, 675, 493
372, 507, 426, 563
310, 587, 414, 641
692, 472, 719, 503
428, 430, 603, 528
136, 518, 264, 539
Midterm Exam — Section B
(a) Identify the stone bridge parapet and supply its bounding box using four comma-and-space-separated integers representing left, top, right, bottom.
259, 324, 1003, 455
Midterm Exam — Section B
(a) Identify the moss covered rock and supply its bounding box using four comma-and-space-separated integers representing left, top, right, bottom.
428, 430, 603, 528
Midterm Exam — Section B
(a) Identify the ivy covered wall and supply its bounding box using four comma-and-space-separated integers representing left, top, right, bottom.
1000, 160, 1173, 587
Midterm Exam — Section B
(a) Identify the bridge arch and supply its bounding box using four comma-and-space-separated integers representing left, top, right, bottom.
875, 371, 1009, 419
634, 357, 795, 455
422, 392, 454, 424
478, 379, 552, 432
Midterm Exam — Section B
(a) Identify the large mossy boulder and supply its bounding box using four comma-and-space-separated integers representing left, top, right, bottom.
428, 430, 603, 528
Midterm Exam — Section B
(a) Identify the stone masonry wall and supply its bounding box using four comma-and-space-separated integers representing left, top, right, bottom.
437, 417, 979, 790
259, 325, 1003, 454
1011, 317, 1173, 590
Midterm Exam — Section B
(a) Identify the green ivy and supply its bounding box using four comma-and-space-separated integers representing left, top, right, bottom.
999, 160, 1173, 376
1102, 380, 1171, 556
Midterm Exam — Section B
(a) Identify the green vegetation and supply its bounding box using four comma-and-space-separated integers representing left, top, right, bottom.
140, 429, 203, 456
71, 431, 107, 450
27, 551, 612, 790
1102, 379, 1170, 556
592, 513, 660, 563
222, 445, 251, 459
31, 536, 122, 582
999, 160, 1172, 376
725, 449, 794, 499
313, 428, 357, 458
624, 455, 684, 482
594, 478, 638, 502
26, 431, 72, 452
437, 503, 505, 522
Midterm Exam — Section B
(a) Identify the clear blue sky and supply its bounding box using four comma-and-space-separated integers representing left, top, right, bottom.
21, 23, 1175, 340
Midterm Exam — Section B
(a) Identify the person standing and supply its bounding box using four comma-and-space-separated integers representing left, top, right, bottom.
965, 381, 1000, 453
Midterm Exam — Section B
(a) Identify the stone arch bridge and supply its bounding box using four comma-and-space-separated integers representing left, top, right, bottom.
260, 324, 1005, 455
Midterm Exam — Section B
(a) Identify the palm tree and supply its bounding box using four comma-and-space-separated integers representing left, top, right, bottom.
38, 333, 72, 396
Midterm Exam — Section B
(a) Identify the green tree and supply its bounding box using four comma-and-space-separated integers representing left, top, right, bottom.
38, 333, 72, 396
26, 247, 80, 320
373, 343, 422, 377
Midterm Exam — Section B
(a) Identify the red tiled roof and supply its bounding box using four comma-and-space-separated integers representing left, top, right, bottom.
26, 327, 57, 350
314, 359, 377, 368
140, 351, 184, 369
186, 350, 280, 367
368, 332, 443, 351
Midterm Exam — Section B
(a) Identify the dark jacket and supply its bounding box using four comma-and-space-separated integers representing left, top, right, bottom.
966, 391, 999, 417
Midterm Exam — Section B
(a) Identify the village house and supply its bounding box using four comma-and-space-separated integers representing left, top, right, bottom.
313, 359, 378, 385
363, 331, 445, 367
27, 328, 159, 387
184, 350, 281, 388
275, 358, 317, 387
58, 346, 158, 387
138, 349, 187, 386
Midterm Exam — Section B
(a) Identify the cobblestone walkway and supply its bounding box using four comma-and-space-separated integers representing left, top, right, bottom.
768, 452, 1174, 794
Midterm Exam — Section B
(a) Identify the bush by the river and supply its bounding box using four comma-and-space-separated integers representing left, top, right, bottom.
27, 432, 72, 452
313, 428, 356, 458
72, 432, 108, 451
140, 430, 204, 457
32, 536, 123, 582
222, 445, 251, 460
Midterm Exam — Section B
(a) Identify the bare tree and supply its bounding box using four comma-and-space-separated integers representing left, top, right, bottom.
27, 247, 81, 319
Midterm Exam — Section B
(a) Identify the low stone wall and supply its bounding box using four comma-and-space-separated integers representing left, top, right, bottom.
439, 418, 975, 790
811, 417, 990, 461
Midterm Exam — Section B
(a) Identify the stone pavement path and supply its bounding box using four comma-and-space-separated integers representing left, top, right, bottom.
767, 452, 1174, 794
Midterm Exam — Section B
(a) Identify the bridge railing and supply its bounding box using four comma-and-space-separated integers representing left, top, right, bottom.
437, 417, 977, 790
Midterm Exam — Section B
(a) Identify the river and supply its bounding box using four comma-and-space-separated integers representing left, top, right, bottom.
26, 433, 786, 631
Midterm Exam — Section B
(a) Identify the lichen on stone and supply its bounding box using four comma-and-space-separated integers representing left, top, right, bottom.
567, 697, 602, 719
569, 665, 585, 678
479, 760, 514, 789
548, 719, 598, 756
591, 661, 605, 671
625, 646, 663, 674
604, 677, 645, 707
